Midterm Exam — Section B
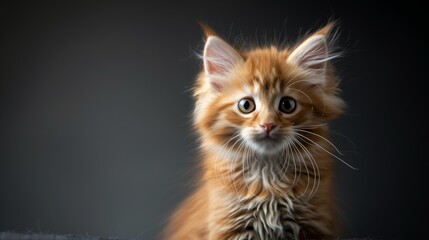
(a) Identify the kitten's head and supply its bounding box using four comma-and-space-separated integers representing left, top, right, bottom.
194, 24, 344, 158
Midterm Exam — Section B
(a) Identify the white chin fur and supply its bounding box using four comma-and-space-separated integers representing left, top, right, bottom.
248, 139, 284, 156
241, 129, 286, 156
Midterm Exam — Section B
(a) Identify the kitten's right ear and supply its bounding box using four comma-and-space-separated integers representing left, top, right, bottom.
203, 36, 243, 91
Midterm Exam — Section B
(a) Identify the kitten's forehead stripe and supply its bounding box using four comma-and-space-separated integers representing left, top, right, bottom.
248, 55, 284, 106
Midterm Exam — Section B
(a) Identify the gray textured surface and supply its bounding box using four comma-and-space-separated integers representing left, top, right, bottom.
0, 232, 372, 240
0, 232, 126, 240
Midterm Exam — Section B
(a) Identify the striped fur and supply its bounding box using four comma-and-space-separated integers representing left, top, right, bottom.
165, 23, 345, 240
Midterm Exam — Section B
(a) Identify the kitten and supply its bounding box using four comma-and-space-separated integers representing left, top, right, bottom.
165, 23, 345, 240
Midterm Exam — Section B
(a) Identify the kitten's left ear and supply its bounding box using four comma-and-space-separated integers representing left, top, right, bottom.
287, 25, 335, 85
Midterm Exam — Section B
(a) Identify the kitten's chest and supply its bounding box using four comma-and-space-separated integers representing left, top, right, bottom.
234, 195, 299, 239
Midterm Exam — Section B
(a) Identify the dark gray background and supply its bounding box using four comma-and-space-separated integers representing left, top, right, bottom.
0, 1, 424, 239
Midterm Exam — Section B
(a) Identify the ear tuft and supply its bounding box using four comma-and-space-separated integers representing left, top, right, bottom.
203, 36, 243, 91
198, 22, 217, 39
287, 34, 329, 72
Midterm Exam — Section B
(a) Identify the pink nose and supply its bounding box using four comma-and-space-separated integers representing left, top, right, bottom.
259, 123, 276, 134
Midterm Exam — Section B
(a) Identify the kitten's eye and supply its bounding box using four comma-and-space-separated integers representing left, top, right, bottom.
238, 98, 256, 114
279, 97, 297, 114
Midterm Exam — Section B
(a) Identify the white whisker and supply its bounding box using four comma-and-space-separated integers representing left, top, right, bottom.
214, 130, 242, 187
227, 136, 246, 198
285, 79, 328, 116
287, 139, 301, 190
295, 123, 328, 129
289, 139, 312, 199
295, 133, 358, 170
294, 139, 320, 201
295, 128, 344, 155
287, 88, 313, 104
279, 139, 292, 183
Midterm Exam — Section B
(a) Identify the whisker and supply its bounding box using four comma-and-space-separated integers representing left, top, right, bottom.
231, 137, 249, 197
289, 139, 311, 199
283, 73, 302, 87
226, 136, 246, 198
287, 88, 313, 104
241, 143, 250, 196
287, 139, 301, 190
294, 139, 320, 201
214, 130, 242, 187
331, 130, 359, 154
295, 133, 358, 170
242, 141, 257, 198
278, 140, 290, 183
285, 79, 328, 116
294, 123, 328, 129
281, 138, 293, 185
295, 129, 344, 155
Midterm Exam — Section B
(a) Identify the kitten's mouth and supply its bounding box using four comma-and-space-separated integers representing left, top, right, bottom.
255, 135, 279, 143
253, 134, 282, 147
249, 135, 283, 155
257, 135, 275, 141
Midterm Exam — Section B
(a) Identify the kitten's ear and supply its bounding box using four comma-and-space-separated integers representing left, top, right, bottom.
203, 36, 243, 91
287, 26, 335, 85
287, 35, 328, 71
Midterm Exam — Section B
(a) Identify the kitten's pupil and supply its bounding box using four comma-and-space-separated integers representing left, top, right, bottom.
243, 101, 250, 109
279, 97, 297, 114
238, 98, 255, 114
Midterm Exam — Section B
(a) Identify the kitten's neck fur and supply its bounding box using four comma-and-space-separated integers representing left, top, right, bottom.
202, 127, 331, 201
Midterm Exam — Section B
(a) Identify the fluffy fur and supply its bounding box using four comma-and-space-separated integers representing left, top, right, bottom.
165, 23, 345, 240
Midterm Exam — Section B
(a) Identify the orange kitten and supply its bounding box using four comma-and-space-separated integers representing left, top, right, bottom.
165, 23, 345, 240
